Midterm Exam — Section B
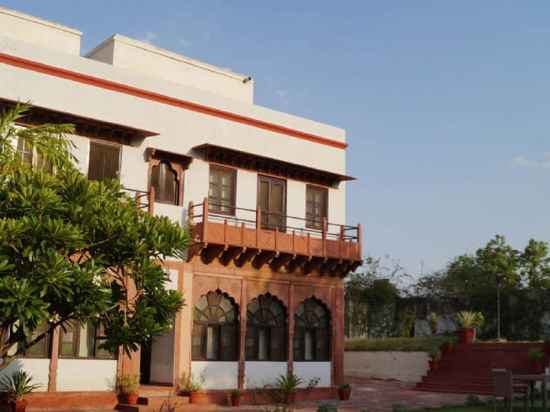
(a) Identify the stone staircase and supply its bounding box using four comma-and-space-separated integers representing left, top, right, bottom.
416, 342, 545, 395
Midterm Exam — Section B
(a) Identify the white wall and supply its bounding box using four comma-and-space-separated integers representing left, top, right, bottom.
293, 362, 331, 388
0, 6, 81, 55
57, 359, 117, 391
87, 35, 254, 104
344, 351, 429, 383
244, 362, 287, 388
191, 361, 238, 390
0, 358, 50, 392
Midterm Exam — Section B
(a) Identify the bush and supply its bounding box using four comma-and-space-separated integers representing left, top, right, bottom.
345, 337, 448, 352
317, 403, 338, 412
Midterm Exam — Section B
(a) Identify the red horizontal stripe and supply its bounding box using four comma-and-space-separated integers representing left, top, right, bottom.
0, 52, 347, 150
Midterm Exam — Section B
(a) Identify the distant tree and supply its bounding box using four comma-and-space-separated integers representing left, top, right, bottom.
0, 104, 189, 370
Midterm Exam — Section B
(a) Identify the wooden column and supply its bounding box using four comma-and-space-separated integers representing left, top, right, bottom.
287, 283, 295, 376
47, 326, 60, 392
238, 279, 247, 389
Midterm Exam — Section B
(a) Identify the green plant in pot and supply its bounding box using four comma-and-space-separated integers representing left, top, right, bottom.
528, 348, 545, 374
456, 311, 484, 344
184, 374, 206, 404
0, 370, 41, 412
428, 348, 441, 371
275, 373, 302, 404
116, 374, 140, 405
338, 383, 351, 401
230, 389, 241, 407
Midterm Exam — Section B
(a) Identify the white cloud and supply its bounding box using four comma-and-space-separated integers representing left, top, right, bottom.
512, 152, 550, 169
140, 31, 158, 45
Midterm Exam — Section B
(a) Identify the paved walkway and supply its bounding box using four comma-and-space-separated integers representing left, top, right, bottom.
159, 378, 469, 412
27, 379, 471, 412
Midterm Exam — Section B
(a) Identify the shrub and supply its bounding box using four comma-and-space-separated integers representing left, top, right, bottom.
317, 403, 338, 412
116, 374, 139, 395
456, 312, 484, 329
528, 348, 544, 360
179, 372, 204, 392
392, 404, 409, 412
0, 370, 41, 400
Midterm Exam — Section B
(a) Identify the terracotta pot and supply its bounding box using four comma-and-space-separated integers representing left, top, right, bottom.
118, 393, 139, 405
230, 393, 241, 407
285, 392, 296, 405
458, 328, 475, 344
189, 391, 209, 404
338, 387, 351, 401
13, 399, 28, 412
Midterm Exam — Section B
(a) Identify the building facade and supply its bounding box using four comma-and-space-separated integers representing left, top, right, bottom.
0, 6, 362, 403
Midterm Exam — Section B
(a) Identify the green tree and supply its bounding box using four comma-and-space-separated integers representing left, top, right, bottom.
0, 104, 189, 369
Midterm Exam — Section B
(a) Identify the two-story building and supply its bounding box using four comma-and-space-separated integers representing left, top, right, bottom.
0, 6, 362, 407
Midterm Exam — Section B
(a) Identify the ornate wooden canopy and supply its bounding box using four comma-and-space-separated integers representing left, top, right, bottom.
193, 143, 355, 187
0, 98, 157, 143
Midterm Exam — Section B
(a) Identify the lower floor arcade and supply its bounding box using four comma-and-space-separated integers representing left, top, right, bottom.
0, 257, 345, 401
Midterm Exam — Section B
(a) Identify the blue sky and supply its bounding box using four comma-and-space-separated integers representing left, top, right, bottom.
3, 1, 550, 276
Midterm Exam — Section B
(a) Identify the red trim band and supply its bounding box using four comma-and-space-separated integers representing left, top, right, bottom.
0, 52, 347, 150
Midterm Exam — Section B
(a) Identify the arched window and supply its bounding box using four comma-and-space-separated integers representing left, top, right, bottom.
294, 298, 331, 362
246, 294, 287, 361
192, 291, 239, 361
151, 161, 180, 205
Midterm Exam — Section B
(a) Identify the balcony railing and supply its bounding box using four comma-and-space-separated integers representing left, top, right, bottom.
187, 198, 362, 276
123, 186, 155, 214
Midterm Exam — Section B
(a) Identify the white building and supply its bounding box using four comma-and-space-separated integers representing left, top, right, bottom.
0, 6, 362, 408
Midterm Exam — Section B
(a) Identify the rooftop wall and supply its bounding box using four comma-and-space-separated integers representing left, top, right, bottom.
0, 6, 81, 55
87, 35, 254, 103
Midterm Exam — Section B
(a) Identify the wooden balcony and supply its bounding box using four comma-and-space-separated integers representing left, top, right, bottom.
188, 198, 363, 277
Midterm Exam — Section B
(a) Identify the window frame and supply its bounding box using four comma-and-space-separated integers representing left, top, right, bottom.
245, 294, 288, 362
16, 136, 54, 173
293, 298, 332, 362
19, 323, 51, 359
58, 320, 115, 360
257, 174, 287, 232
208, 165, 237, 216
305, 184, 329, 230
149, 159, 183, 206
192, 291, 240, 362
87, 139, 122, 182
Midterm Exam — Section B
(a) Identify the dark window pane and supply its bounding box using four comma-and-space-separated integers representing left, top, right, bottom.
306, 186, 328, 230
152, 162, 179, 205
294, 298, 331, 361
24, 323, 49, 358
193, 291, 239, 361
88, 142, 120, 181
209, 166, 236, 214
59, 322, 77, 358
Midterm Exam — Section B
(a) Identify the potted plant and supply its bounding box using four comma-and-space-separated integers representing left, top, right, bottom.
275, 373, 302, 404
338, 383, 351, 401
428, 312, 439, 335
0, 370, 41, 412
428, 348, 441, 371
116, 374, 140, 405
186, 374, 207, 404
528, 348, 545, 373
456, 311, 484, 344
230, 389, 241, 407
